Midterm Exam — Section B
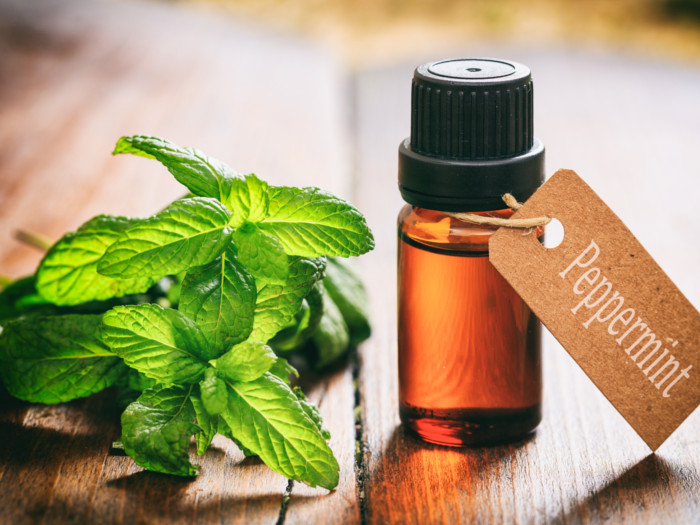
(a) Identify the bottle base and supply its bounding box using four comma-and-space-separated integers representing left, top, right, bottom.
399, 403, 541, 447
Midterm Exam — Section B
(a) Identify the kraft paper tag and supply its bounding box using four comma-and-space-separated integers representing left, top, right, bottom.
490, 169, 700, 450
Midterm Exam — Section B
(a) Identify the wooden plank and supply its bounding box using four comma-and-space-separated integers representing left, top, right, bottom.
353, 55, 700, 524
0, 0, 357, 523
285, 367, 361, 525
0, 392, 119, 525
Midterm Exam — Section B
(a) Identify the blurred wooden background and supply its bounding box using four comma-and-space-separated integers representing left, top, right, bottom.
0, 0, 699, 523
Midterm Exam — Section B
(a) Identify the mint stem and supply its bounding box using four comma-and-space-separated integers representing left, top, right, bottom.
0, 274, 13, 290
14, 229, 52, 252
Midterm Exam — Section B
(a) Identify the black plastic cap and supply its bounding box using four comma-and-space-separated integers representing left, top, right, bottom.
399, 58, 545, 211
411, 58, 533, 159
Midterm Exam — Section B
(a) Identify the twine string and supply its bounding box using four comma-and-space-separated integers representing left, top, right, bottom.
444, 194, 550, 228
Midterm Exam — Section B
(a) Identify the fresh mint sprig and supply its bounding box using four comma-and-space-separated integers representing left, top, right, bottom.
0, 135, 374, 490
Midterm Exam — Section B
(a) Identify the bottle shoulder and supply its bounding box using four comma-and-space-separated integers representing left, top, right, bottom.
398, 204, 515, 252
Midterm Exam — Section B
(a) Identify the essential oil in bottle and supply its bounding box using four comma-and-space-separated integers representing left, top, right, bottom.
397, 58, 545, 446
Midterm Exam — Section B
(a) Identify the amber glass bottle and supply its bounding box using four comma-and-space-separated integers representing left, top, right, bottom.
397, 59, 545, 446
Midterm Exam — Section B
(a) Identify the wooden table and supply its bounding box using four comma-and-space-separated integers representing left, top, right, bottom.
1, 1, 699, 523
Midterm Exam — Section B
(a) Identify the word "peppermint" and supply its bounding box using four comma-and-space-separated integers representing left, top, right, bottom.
560, 240, 691, 398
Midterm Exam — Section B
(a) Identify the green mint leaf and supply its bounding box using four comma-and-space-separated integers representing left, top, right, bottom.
258, 186, 374, 257
251, 257, 326, 342
114, 136, 237, 201
231, 223, 288, 286
213, 340, 276, 383
293, 386, 331, 440
190, 388, 217, 455
219, 372, 339, 489
97, 197, 232, 280
270, 282, 323, 353
119, 368, 158, 392
101, 304, 213, 384
220, 174, 270, 228
216, 417, 257, 457
115, 368, 159, 408
0, 314, 125, 403
112, 137, 157, 159
268, 357, 299, 385
193, 374, 260, 456
0, 276, 40, 321
113, 137, 270, 228
36, 215, 156, 306
3, 274, 179, 323
179, 246, 256, 356
121, 384, 200, 477
310, 286, 350, 368
323, 257, 371, 345
13, 293, 52, 310
164, 273, 185, 307
199, 367, 228, 416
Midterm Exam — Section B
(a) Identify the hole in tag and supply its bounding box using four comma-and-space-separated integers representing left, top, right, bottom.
543, 218, 564, 249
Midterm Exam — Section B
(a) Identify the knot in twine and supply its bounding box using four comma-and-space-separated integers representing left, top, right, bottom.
445, 194, 551, 228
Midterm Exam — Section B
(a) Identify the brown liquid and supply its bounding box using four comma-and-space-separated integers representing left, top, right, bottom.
398, 206, 542, 446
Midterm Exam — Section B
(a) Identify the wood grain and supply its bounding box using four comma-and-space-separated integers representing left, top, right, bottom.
285, 367, 361, 525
